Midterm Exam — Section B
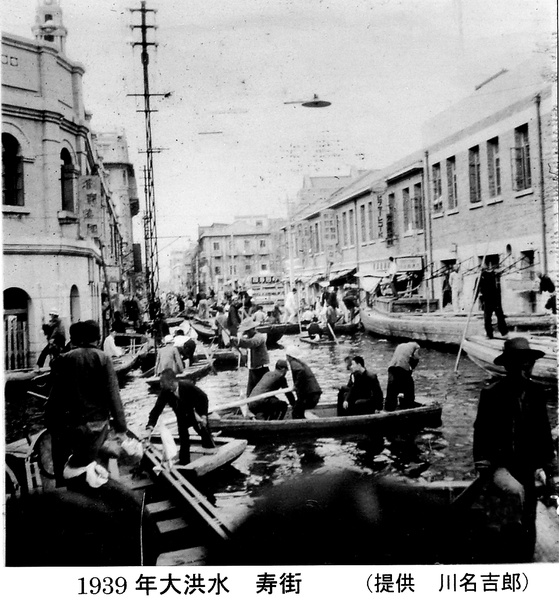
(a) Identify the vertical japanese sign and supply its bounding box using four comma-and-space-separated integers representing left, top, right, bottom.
321, 209, 337, 260
376, 194, 384, 239
78, 175, 102, 238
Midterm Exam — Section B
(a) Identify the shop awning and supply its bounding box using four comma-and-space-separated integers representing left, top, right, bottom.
308, 273, 326, 285
360, 275, 383, 293
329, 268, 357, 284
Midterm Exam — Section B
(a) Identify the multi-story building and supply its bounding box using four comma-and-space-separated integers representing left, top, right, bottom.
197, 216, 285, 295
285, 54, 556, 315
2, 1, 134, 369
94, 131, 140, 297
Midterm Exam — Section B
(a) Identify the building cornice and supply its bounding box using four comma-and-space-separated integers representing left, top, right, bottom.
3, 241, 102, 261
2, 103, 90, 137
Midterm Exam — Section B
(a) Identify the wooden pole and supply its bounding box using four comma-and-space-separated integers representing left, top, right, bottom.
454, 243, 490, 372
208, 387, 294, 414
327, 322, 339, 345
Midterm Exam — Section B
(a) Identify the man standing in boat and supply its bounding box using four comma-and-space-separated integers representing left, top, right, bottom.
146, 369, 215, 466
387, 256, 399, 297
155, 334, 184, 375
337, 356, 384, 416
475, 263, 508, 339
473, 336, 556, 563
384, 341, 421, 411
232, 317, 270, 395
449, 263, 464, 312
246, 360, 296, 420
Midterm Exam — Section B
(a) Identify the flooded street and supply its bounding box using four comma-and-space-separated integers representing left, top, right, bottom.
6, 330, 557, 527
118, 330, 556, 524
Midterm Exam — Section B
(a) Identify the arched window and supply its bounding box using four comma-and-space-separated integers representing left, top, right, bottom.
2, 133, 24, 206
70, 285, 81, 323
4, 287, 30, 370
60, 148, 75, 212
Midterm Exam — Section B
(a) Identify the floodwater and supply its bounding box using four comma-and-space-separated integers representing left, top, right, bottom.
119, 330, 557, 524
6, 330, 557, 526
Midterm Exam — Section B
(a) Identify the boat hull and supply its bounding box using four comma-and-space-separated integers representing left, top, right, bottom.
361, 304, 555, 348
209, 399, 442, 440
145, 361, 212, 389
462, 334, 557, 385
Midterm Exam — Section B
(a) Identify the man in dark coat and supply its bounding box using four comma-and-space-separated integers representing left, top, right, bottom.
247, 360, 295, 420
287, 355, 322, 419
473, 336, 556, 562
337, 355, 383, 416
46, 320, 127, 487
146, 369, 215, 465
475, 265, 508, 339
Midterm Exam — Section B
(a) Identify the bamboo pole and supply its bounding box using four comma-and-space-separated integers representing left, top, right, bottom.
454, 243, 490, 372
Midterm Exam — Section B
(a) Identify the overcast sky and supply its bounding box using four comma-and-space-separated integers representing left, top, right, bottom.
2, 0, 555, 272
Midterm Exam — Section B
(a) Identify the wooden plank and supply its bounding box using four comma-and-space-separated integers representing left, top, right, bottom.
146, 500, 174, 515
157, 517, 189, 535
143, 444, 231, 540
156, 546, 207, 566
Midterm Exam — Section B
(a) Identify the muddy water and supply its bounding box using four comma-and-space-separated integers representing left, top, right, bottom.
118, 331, 557, 524
6, 331, 557, 526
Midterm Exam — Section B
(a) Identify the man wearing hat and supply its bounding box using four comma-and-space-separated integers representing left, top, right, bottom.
473, 336, 556, 562
232, 317, 270, 395
246, 360, 296, 420
154, 334, 184, 376
36, 308, 66, 368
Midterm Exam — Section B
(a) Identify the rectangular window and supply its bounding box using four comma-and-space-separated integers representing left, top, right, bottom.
342, 211, 348, 246
261, 264, 268, 271
402, 188, 411, 232
315, 222, 320, 252
215, 265, 221, 275
487, 137, 501, 197
512, 124, 531, 191
360, 204, 366, 244
348, 209, 355, 245
413, 183, 424, 230
213, 241, 220, 251
447, 156, 457, 210
259, 239, 266, 248
469, 145, 481, 203
367, 201, 374, 240
432, 163, 443, 213
245, 264, 251, 272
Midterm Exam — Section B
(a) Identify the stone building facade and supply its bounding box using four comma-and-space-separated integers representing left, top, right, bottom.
285, 55, 557, 315
2, 5, 136, 369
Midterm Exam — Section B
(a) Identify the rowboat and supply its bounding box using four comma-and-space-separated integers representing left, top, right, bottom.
190, 319, 216, 341
5, 429, 245, 566
299, 335, 338, 346
361, 298, 555, 348
4, 367, 50, 383
262, 321, 359, 336
145, 361, 213, 390
208, 398, 442, 440
462, 334, 557, 385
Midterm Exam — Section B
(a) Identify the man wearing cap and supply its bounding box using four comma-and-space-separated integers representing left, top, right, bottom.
36, 308, 66, 368
232, 317, 270, 395
146, 369, 215, 465
384, 341, 421, 411
246, 360, 296, 420
155, 334, 184, 376
473, 336, 556, 562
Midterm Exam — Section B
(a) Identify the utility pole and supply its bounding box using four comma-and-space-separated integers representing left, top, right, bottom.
129, 1, 167, 317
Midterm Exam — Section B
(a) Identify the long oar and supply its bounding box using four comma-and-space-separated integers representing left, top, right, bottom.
327, 322, 339, 345
208, 387, 294, 414
221, 327, 243, 369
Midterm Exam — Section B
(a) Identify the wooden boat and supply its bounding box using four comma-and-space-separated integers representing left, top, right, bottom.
191, 319, 216, 341
145, 361, 213, 390
4, 367, 50, 383
142, 432, 248, 478
462, 334, 557, 385
361, 297, 556, 348
5, 429, 242, 566
208, 398, 442, 440
265, 321, 359, 336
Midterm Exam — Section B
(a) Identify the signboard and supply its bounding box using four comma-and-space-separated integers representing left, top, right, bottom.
78, 175, 102, 238
376, 195, 384, 239
370, 256, 424, 272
